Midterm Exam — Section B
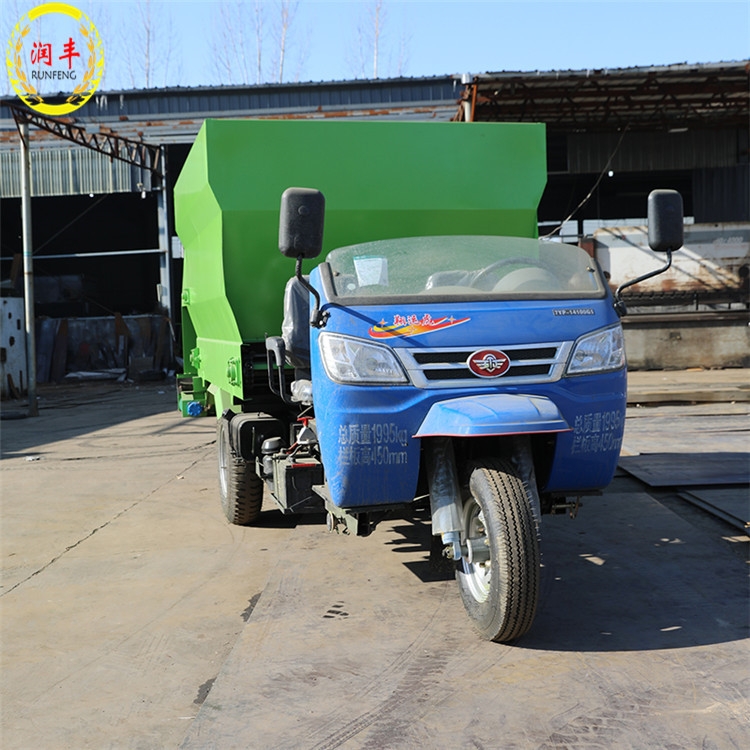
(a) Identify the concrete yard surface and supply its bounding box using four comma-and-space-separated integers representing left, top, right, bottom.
1, 381, 748, 749
1, 383, 285, 749
183, 489, 749, 750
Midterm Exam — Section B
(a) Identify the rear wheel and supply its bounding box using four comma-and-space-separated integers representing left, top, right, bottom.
217, 419, 263, 525
457, 458, 540, 642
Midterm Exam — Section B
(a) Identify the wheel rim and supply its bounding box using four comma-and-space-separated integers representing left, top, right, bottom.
461, 496, 491, 603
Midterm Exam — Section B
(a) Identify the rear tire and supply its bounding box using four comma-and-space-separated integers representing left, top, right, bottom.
457, 458, 540, 642
217, 419, 263, 525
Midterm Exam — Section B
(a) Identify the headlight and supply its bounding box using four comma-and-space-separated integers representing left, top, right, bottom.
566, 325, 625, 375
319, 333, 408, 384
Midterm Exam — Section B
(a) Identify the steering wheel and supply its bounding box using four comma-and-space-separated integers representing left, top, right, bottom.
471, 257, 549, 290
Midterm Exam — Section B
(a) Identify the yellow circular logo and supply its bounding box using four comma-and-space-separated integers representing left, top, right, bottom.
6, 2, 104, 116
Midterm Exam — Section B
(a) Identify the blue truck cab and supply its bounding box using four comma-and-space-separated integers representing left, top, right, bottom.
259, 189, 682, 642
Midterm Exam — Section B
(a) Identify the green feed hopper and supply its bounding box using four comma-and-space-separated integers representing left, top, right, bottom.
175, 119, 546, 415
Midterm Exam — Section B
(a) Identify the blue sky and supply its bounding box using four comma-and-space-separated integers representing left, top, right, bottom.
255, 0, 750, 81
3, 0, 749, 92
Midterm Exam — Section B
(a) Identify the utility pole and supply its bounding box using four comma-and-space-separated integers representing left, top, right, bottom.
19, 121, 38, 416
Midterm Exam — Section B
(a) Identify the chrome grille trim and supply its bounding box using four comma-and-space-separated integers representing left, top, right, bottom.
395, 341, 573, 389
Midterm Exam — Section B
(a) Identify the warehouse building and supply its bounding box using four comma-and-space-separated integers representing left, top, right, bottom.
0, 61, 747, 388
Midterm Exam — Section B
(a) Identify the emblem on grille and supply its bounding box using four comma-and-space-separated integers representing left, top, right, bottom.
466, 349, 511, 378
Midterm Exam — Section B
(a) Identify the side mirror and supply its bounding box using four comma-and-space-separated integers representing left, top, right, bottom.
614, 189, 683, 316
279, 187, 325, 259
648, 189, 683, 253
278, 187, 329, 328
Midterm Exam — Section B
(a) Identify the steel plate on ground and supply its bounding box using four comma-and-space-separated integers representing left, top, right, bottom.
619, 452, 749, 487
679, 488, 750, 535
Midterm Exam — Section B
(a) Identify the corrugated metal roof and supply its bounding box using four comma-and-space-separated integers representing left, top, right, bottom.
0, 75, 462, 151
67, 76, 460, 118
0, 147, 153, 198
464, 61, 750, 131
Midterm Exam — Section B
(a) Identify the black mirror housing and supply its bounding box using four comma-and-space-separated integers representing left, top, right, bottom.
279, 187, 325, 259
648, 189, 684, 253
615, 188, 683, 315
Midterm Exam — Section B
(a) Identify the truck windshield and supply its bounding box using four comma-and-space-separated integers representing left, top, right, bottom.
324, 236, 606, 302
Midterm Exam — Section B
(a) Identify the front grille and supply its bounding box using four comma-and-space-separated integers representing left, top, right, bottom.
395, 342, 572, 389
412, 347, 558, 365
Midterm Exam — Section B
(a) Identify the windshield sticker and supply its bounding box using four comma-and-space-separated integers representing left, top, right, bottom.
354, 256, 389, 287
369, 313, 470, 339
553, 308, 596, 316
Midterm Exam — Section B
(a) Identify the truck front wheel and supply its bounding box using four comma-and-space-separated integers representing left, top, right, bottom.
217, 419, 263, 525
457, 458, 540, 642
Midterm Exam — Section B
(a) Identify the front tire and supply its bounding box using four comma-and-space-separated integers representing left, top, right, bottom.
457, 458, 540, 642
217, 419, 263, 525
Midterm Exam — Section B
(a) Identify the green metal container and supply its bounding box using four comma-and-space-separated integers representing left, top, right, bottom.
175, 119, 546, 414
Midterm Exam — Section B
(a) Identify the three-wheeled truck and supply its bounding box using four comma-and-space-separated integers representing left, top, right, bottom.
175, 119, 682, 642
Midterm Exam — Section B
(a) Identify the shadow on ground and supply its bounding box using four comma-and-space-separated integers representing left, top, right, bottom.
0, 382, 179, 458
382, 486, 748, 652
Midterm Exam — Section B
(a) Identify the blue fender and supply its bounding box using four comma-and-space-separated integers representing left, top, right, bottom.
414, 394, 571, 438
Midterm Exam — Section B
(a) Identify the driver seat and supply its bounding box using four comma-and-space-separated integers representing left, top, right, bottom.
281, 276, 311, 377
